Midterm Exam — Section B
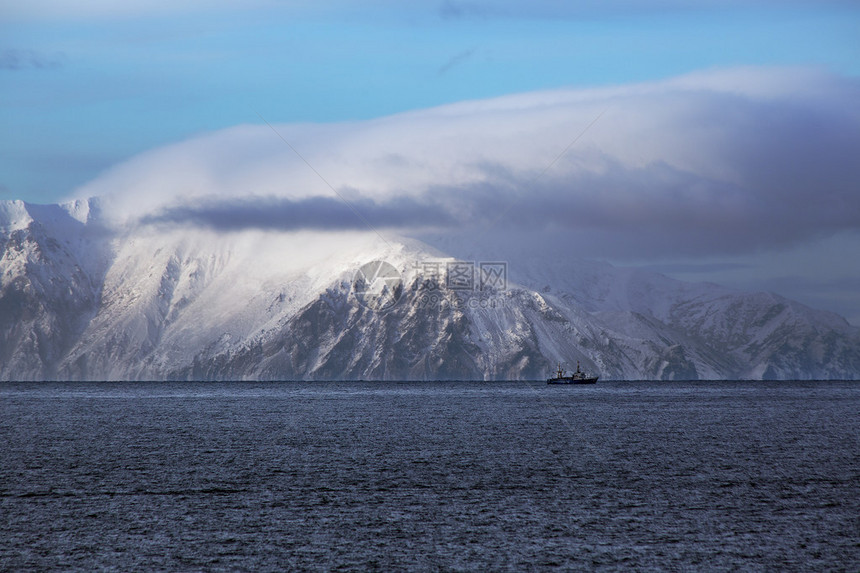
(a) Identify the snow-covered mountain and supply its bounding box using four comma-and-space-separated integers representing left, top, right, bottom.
2, 198, 858, 380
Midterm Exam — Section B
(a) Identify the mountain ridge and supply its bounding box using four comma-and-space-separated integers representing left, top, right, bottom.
1, 198, 858, 381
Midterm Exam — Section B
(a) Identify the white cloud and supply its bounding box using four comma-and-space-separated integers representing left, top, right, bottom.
74, 67, 860, 258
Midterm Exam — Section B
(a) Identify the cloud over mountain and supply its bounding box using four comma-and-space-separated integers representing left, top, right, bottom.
75, 67, 860, 259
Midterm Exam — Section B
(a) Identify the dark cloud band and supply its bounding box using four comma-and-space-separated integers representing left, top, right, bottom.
140, 195, 456, 232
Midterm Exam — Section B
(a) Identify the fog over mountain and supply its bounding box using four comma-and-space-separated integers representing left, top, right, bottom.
2, 68, 859, 380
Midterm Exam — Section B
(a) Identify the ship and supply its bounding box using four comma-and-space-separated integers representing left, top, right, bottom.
547, 361, 598, 384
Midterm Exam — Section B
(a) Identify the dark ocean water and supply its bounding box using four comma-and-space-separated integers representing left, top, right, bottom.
1, 380, 858, 571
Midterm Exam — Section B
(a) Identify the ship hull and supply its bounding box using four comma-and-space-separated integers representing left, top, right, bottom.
546, 376, 598, 385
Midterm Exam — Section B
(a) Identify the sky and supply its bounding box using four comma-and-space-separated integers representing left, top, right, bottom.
2, 1, 860, 323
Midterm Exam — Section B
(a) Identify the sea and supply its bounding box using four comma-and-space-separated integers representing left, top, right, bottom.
1, 380, 858, 571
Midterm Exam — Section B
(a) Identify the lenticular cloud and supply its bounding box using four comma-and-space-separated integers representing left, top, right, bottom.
74, 67, 860, 258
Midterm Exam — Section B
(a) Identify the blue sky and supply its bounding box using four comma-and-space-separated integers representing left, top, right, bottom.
2, 1, 860, 324
2, 1, 858, 201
